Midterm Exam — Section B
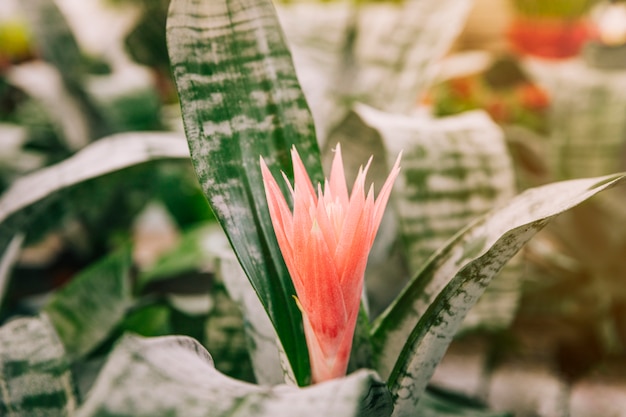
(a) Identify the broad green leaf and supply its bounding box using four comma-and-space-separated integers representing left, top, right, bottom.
167, 0, 324, 385
0, 315, 77, 416
0, 132, 189, 255
356, 105, 522, 330
44, 246, 134, 359
371, 173, 625, 416
75, 334, 393, 417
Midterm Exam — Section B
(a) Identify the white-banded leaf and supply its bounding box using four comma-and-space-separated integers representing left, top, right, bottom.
275, 0, 353, 143
167, 0, 324, 385
351, 0, 474, 113
44, 246, 134, 359
75, 334, 393, 417
356, 105, 521, 330
217, 251, 288, 386
0, 132, 189, 257
525, 59, 626, 180
0, 315, 77, 416
370, 173, 625, 416
278, 0, 474, 142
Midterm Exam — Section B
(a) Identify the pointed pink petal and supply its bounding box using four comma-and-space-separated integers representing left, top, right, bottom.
328, 144, 349, 207
370, 152, 401, 244
291, 147, 317, 206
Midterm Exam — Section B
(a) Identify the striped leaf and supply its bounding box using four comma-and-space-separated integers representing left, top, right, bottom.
278, 0, 474, 141
75, 334, 393, 417
350, 0, 474, 113
356, 105, 521, 330
44, 246, 134, 359
0, 132, 189, 263
217, 249, 288, 386
166, 0, 324, 385
0, 315, 77, 416
371, 173, 626, 416
525, 59, 626, 179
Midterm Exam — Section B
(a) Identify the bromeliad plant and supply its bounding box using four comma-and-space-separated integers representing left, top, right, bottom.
0, 0, 625, 416
164, 0, 624, 414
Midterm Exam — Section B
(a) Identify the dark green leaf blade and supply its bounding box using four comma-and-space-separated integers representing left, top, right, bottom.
166, 0, 324, 385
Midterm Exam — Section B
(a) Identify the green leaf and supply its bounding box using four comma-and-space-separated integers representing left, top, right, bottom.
356, 105, 522, 331
217, 250, 288, 386
0, 315, 77, 416
44, 246, 134, 359
137, 223, 225, 291
0, 132, 189, 255
349, 0, 474, 113
75, 334, 393, 417
371, 173, 626, 416
166, 0, 324, 385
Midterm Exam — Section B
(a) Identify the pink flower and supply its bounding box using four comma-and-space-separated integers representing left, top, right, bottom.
260, 145, 401, 383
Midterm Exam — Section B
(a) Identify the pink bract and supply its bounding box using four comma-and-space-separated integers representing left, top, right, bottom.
261, 145, 401, 383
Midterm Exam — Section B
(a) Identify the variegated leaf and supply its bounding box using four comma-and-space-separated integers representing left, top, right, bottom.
0, 315, 77, 416
167, 0, 324, 385
356, 105, 521, 330
278, 0, 474, 143
0, 132, 189, 258
217, 251, 288, 386
44, 246, 134, 359
350, 0, 474, 113
75, 334, 393, 417
371, 173, 625, 416
275, 0, 353, 143
524, 59, 626, 179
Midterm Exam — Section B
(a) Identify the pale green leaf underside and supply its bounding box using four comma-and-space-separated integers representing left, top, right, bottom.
167, 0, 324, 385
372, 173, 625, 416
0, 315, 77, 417
75, 334, 393, 417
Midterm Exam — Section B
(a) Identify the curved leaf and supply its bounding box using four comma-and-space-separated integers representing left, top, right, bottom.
75, 334, 393, 417
371, 173, 626, 416
166, 0, 324, 385
356, 105, 522, 330
0, 132, 189, 255
0, 315, 77, 416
